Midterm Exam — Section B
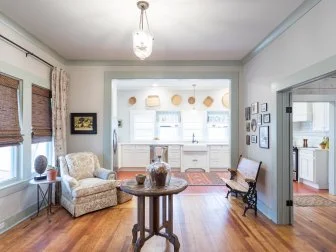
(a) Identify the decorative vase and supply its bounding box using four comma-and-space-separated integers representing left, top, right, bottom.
146, 159, 171, 187
47, 169, 57, 181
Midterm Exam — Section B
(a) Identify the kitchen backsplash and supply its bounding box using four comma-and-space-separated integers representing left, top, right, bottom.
293, 121, 329, 147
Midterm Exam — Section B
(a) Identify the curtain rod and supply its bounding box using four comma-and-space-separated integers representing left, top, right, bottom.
0, 34, 54, 68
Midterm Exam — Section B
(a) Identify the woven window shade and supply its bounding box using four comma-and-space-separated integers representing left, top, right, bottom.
0, 74, 23, 147
32, 84, 52, 143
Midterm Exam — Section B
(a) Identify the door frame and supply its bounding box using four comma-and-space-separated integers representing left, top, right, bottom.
273, 63, 336, 224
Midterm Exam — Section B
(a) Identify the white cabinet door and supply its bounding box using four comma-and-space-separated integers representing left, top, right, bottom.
168, 145, 181, 168
312, 103, 329, 131
299, 150, 314, 182
293, 103, 311, 122
209, 145, 230, 168
122, 145, 136, 167
182, 152, 208, 171
121, 145, 149, 168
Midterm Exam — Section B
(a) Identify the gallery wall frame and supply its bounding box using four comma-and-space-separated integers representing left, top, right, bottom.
259, 126, 269, 149
251, 102, 259, 114
251, 135, 257, 143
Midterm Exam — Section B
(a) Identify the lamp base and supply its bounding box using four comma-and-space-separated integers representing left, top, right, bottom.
34, 175, 47, 181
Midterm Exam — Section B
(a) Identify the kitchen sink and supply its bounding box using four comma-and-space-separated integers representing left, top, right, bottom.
183, 144, 208, 152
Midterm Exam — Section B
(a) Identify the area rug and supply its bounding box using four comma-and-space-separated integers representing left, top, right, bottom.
172, 171, 229, 186
293, 195, 336, 207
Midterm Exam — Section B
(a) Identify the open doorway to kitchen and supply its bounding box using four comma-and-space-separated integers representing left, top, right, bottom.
111, 79, 232, 181
279, 73, 336, 225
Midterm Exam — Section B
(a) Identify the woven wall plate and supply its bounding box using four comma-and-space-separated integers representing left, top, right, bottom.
146, 95, 160, 107
171, 95, 182, 105
203, 96, 214, 107
222, 91, 230, 108
128, 96, 136, 105
188, 96, 195, 104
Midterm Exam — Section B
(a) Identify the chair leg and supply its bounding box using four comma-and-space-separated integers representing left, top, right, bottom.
226, 190, 231, 198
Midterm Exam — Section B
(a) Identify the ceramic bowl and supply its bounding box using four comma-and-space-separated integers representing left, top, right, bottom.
136, 174, 146, 185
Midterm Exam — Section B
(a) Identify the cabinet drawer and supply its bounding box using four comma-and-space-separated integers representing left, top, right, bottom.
168, 145, 181, 151
169, 160, 181, 168
122, 145, 135, 151
169, 152, 181, 159
136, 145, 150, 151
209, 145, 229, 150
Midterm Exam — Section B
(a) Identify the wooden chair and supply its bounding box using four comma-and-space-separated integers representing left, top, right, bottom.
222, 155, 262, 216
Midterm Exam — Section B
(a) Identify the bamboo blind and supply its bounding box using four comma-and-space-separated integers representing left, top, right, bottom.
0, 74, 23, 147
32, 84, 52, 143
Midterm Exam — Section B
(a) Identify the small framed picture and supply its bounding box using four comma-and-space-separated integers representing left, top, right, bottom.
70, 113, 97, 134
246, 135, 250, 145
245, 107, 251, 121
263, 113, 271, 123
261, 103, 268, 112
251, 102, 259, 114
259, 126, 269, 149
257, 114, 262, 125
246, 122, 250, 132
251, 119, 257, 132
251, 135, 257, 143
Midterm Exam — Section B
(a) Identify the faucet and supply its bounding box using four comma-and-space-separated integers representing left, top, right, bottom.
192, 133, 198, 144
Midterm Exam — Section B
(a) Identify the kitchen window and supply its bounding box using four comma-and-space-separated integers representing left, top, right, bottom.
207, 111, 230, 142
182, 111, 204, 141
157, 111, 181, 141
130, 110, 156, 141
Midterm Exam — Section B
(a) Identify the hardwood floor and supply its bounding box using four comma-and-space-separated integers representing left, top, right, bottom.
0, 177, 335, 251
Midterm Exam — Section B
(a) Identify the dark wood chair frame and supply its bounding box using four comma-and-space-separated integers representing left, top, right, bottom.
225, 155, 262, 216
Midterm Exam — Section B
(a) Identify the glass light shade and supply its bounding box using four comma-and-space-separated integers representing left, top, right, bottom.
133, 30, 153, 60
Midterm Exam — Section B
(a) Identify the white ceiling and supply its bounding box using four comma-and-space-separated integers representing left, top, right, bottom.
115, 79, 230, 90
0, 0, 304, 61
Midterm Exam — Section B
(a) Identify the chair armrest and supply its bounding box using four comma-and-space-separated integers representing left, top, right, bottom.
245, 178, 256, 183
228, 168, 237, 180
94, 168, 116, 180
62, 174, 79, 192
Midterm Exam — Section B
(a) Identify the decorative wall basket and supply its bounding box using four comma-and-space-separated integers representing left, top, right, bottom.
222, 90, 230, 108
128, 96, 136, 105
203, 96, 214, 107
146, 95, 160, 107
188, 96, 195, 105
171, 95, 182, 105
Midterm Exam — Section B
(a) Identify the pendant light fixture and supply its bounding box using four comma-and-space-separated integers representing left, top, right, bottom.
133, 1, 153, 60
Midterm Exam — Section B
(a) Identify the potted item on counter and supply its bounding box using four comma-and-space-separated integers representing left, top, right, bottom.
320, 137, 329, 150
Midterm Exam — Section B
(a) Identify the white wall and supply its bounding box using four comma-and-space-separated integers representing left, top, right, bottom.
117, 86, 229, 142
0, 16, 65, 232
242, 0, 336, 221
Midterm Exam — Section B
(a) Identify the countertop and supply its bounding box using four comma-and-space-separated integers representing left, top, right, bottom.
119, 141, 229, 146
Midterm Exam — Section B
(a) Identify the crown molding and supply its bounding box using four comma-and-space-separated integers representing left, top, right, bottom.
242, 0, 321, 64
65, 60, 242, 67
0, 12, 67, 65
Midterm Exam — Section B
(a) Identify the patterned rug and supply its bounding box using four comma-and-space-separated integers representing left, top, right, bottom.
172, 171, 229, 186
294, 195, 336, 207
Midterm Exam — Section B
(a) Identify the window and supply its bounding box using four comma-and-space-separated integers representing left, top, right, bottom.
157, 111, 181, 141
207, 111, 230, 142
182, 111, 204, 141
0, 74, 22, 184
130, 111, 155, 141
31, 84, 53, 172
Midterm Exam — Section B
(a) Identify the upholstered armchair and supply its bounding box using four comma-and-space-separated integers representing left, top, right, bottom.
59, 152, 118, 217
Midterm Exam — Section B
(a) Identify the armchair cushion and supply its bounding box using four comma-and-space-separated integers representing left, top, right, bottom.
94, 168, 116, 180
71, 178, 116, 198
65, 152, 96, 180
62, 174, 79, 192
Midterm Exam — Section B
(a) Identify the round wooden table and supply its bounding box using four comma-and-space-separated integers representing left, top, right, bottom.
121, 177, 188, 252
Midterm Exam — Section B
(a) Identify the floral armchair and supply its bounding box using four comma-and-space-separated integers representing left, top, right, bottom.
59, 152, 118, 217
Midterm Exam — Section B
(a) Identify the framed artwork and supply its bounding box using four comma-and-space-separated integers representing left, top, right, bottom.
259, 126, 269, 149
257, 114, 262, 125
263, 113, 271, 123
251, 102, 259, 114
261, 103, 268, 112
251, 119, 257, 132
251, 135, 257, 143
70, 113, 97, 134
246, 122, 250, 132
246, 135, 250, 145
245, 107, 251, 120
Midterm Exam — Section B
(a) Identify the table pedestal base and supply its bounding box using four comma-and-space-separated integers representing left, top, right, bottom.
132, 195, 180, 252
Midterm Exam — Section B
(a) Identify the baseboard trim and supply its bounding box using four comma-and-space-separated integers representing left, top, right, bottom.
257, 199, 276, 222
0, 203, 46, 234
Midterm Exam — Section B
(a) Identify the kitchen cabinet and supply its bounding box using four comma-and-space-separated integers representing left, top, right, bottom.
208, 145, 230, 168
312, 103, 329, 131
121, 144, 150, 168
168, 145, 181, 168
298, 148, 328, 189
293, 102, 312, 122
182, 145, 208, 172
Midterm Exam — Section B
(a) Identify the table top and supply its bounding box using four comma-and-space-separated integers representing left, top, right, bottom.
29, 177, 61, 185
120, 177, 188, 197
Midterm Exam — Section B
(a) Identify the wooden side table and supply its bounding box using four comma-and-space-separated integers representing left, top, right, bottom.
29, 177, 61, 221
121, 177, 188, 252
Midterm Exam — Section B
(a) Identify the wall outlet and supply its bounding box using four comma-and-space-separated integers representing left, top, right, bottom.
0, 222, 5, 229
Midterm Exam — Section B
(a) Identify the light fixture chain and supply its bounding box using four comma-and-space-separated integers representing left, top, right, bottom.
144, 10, 151, 33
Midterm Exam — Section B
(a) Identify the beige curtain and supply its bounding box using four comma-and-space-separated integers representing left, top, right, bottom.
51, 67, 69, 163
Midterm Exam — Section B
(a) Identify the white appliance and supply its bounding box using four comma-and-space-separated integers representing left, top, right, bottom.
112, 118, 119, 171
